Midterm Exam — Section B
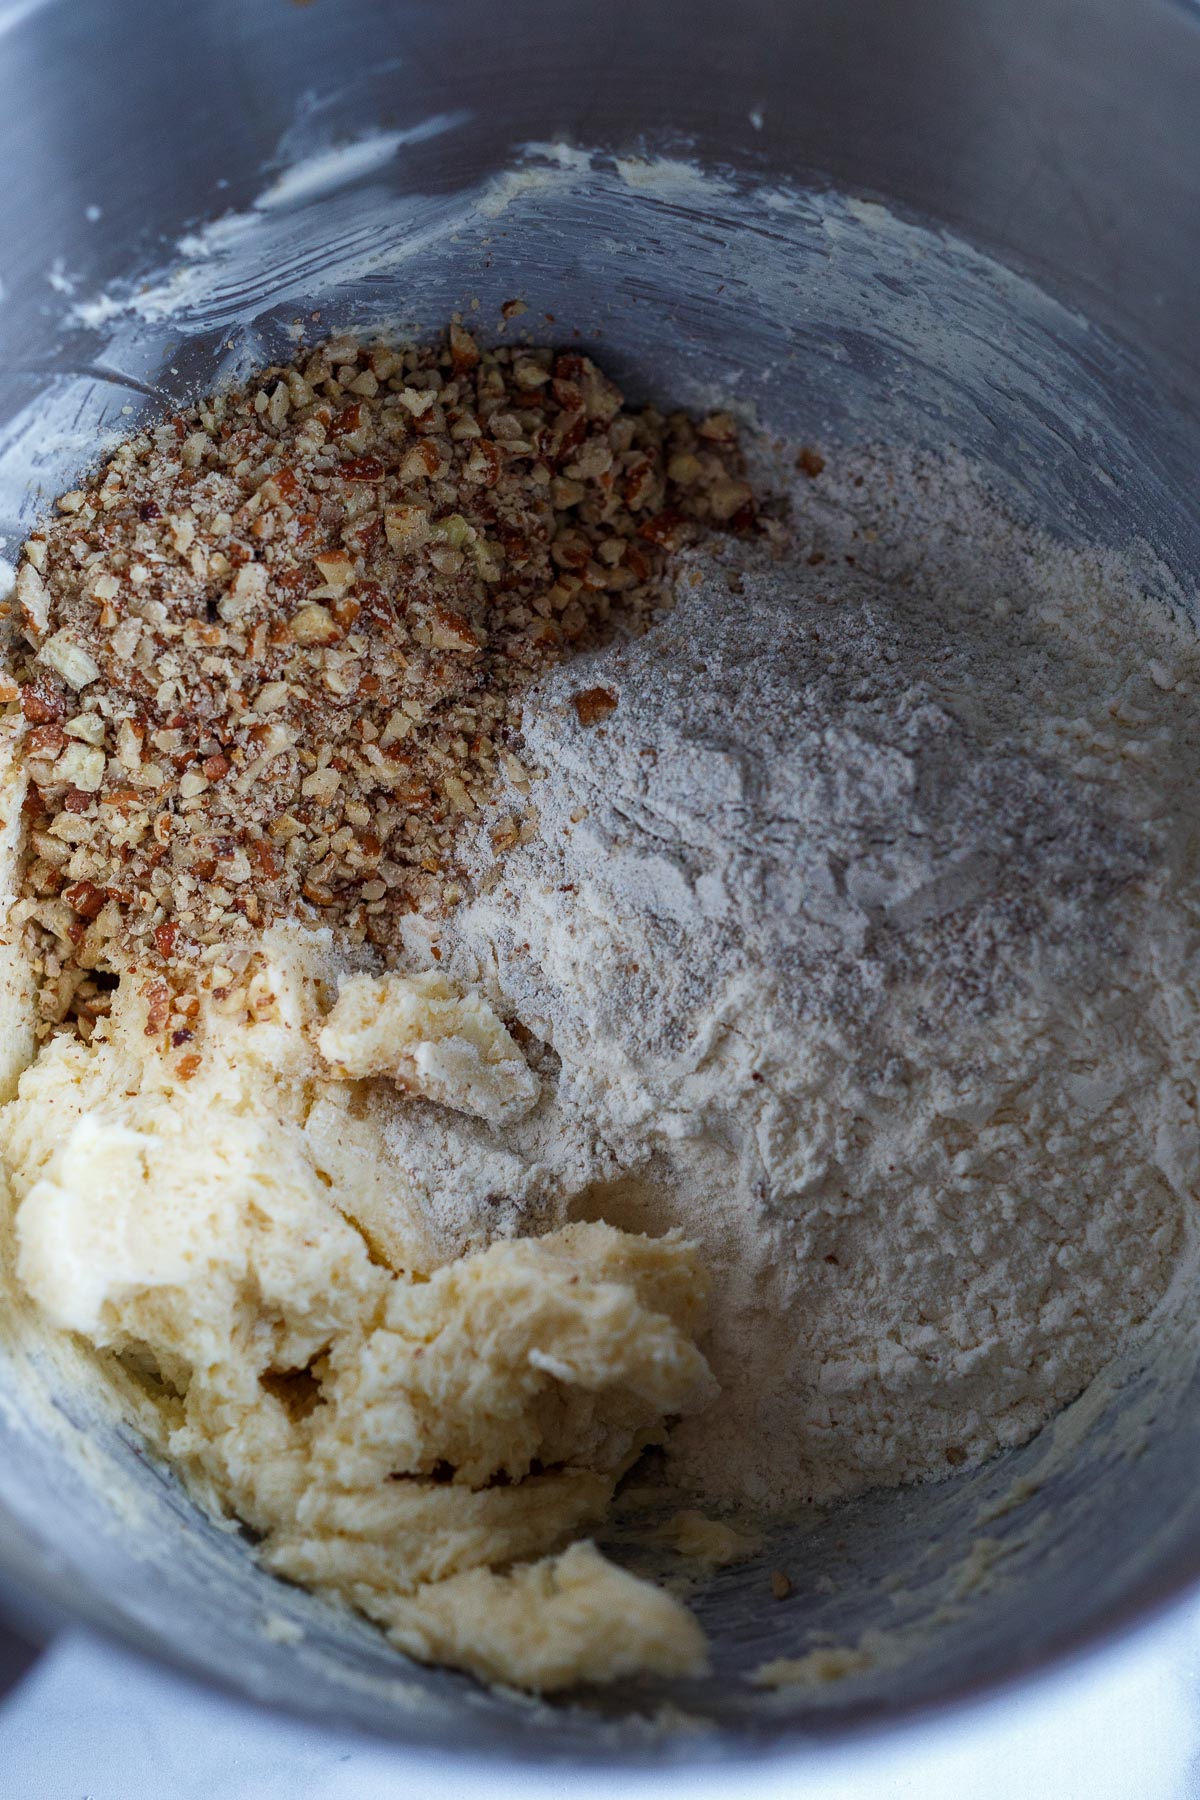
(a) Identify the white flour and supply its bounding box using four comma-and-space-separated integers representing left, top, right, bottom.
375, 448, 1200, 1512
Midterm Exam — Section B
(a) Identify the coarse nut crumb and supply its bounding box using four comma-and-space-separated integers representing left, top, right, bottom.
8, 330, 760, 1038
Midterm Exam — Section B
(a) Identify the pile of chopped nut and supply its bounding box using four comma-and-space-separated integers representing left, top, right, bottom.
7, 329, 755, 1038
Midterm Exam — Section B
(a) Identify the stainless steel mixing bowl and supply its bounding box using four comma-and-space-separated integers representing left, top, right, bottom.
2, 0, 1200, 1773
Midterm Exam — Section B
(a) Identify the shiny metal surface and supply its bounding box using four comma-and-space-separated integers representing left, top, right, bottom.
1, 0, 1200, 1774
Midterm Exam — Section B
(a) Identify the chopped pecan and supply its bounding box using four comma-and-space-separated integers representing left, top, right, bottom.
571, 686, 618, 727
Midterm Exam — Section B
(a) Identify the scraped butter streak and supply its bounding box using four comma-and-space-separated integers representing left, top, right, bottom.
1, 944, 715, 1691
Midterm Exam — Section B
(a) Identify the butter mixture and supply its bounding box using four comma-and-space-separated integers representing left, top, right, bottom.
4, 940, 714, 1689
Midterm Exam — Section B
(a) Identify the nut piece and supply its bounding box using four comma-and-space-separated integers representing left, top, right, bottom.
253, 682, 291, 713
63, 714, 105, 745
706, 479, 753, 523
384, 504, 430, 551
312, 552, 356, 594
38, 631, 100, 690
219, 562, 268, 621
448, 323, 481, 372
15, 563, 50, 638
300, 765, 341, 802
571, 686, 618, 727
289, 602, 338, 645
427, 606, 479, 653
52, 740, 105, 791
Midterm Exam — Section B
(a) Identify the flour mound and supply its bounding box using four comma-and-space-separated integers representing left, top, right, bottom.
424, 450, 1200, 1509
